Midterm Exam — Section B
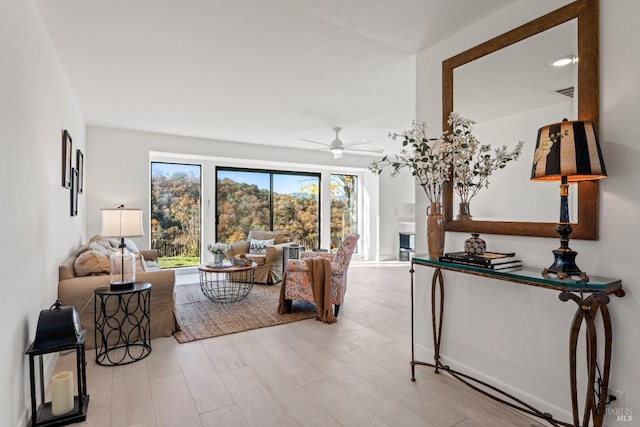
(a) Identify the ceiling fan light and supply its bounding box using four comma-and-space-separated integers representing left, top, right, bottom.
330, 146, 344, 155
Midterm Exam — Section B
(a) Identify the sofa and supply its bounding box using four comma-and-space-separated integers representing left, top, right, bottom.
227, 230, 293, 284
58, 235, 177, 349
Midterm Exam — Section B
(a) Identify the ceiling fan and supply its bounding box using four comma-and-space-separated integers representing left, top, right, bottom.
300, 127, 383, 159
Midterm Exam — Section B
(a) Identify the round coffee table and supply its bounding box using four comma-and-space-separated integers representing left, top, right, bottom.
198, 263, 257, 303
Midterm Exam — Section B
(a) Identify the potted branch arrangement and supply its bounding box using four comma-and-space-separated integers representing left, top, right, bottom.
369, 120, 454, 257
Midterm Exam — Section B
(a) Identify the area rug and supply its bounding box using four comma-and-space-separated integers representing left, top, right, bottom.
173, 282, 317, 343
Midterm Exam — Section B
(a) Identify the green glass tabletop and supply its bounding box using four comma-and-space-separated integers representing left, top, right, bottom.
412, 256, 622, 293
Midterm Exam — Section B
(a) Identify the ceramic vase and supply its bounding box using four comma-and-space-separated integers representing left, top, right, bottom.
427, 202, 445, 258
464, 233, 486, 255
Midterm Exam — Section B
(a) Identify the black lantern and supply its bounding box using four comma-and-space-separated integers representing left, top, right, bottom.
26, 300, 89, 426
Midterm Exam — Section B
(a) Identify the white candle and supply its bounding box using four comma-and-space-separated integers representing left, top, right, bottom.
50, 371, 74, 416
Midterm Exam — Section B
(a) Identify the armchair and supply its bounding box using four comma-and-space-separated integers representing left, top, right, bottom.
281, 233, 359, 317
227, 230, 293, 284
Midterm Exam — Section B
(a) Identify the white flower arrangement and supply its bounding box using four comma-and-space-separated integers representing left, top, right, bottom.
445, 112, 524, 205
207, 242, 230, 255
369, 121, 454, 203
370, 113, 524, 206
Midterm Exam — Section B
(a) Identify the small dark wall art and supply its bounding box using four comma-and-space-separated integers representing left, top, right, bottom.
76, 149, 84, 194
71, 168, 78, 216
62, 130, 72, 189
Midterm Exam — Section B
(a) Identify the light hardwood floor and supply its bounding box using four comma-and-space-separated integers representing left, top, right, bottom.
54, 260, 543, 427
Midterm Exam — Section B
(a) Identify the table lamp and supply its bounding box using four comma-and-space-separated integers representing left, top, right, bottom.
531, 119, 607, 280
100, 205, 144, 287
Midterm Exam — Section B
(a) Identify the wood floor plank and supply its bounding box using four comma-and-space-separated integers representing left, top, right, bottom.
150, 373, 202, 427
146, 336, 183, 381
174, 341, 236, 414
249, 328, 329, 387
303, 378, 388, 427
199, 405, 249, 427
200, 335, 247, 374
219, 366, 296, 427
110, 360, 156, 427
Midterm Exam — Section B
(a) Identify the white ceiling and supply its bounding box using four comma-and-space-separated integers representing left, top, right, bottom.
35, 0, 519, 154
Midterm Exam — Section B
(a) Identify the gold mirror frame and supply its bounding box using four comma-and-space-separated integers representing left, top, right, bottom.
442, 0, 599, 239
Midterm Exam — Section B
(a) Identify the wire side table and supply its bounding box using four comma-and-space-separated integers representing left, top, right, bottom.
94, 282, 152, 366
198, 263, 256, 303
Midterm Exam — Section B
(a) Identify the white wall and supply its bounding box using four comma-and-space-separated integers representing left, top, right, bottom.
0, 1, 85, 426
85, 126, 385, 261
415, 0, 640, 421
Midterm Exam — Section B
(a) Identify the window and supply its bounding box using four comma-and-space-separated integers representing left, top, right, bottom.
216, 168, 320, 248
330, 174, 358, 251
150, 162, 201, 268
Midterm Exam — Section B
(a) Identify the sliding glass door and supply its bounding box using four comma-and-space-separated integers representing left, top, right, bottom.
216, 168, 320, 248
216, 169, 270, 242
273, 173, 320, 249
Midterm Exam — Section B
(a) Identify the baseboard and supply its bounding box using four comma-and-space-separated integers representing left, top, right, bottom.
377, 253, 401, 261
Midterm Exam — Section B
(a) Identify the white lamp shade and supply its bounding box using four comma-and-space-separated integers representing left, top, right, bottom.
100, 208, 144, 238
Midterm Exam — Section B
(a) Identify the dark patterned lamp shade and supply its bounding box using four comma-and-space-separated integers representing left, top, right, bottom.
530, 120, 607, 281
531, 120, 607, 182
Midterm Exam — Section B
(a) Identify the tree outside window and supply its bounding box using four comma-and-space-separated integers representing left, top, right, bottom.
151, 162, 201, 268
330, 174, 358, 251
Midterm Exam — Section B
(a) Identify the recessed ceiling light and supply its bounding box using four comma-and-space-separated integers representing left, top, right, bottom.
550, 56, 578, 67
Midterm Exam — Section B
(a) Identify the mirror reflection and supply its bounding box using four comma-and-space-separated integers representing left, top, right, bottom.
453, 19, 578, 222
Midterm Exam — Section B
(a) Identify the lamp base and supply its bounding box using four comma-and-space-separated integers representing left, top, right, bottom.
543, 248, 589, 282
110, 247, 136, 287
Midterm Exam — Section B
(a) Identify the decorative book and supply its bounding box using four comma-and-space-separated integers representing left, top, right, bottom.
439, 251, 521, 269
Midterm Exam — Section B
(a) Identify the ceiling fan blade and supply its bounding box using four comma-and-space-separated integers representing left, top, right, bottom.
345, 146, 384, 153
343, 140, 373, 148
299, 138, 330, 147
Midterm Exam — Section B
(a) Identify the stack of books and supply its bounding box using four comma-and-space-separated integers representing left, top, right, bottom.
439, 251, 523, 271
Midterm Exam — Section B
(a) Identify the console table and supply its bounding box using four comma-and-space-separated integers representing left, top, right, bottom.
410, 257, 624, 427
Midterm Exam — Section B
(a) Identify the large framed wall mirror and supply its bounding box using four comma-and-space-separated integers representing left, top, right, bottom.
442, 0, 599, 239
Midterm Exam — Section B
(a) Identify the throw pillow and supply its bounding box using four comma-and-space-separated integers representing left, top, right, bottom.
249, 239, 274, 254
74, 250, 110, 277
89, 241, 110, 255
91, 239, 120, 255
109, 238, 139, 253
124, 238, 140, 253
